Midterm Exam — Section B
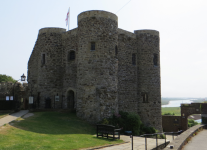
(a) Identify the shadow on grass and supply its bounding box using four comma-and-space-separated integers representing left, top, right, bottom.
92, 136, 121, 142
9, 111, 98, 135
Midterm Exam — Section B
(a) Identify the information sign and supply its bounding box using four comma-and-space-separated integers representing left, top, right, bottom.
29, 97, 33, 104
55, 96, 59, 101
6, 96, 9, 101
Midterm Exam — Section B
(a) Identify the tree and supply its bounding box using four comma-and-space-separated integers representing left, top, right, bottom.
0, 74, 16, 83
188, 119, 198, 127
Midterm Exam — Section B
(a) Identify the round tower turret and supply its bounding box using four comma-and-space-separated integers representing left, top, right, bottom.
36, 27, 66, 108
76, 10, 118, 123
135, 29, 162, 131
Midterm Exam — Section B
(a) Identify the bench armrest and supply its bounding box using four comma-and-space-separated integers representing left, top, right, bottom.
114, 129, 121, 131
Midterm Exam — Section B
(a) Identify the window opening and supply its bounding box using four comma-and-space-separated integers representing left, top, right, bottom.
153, 54, 158, 66
91, 42, 95, 50
115, 45, 118, 55
69, 51, 75, 60
141, 92, 148, 103
42, 54, 45, 65
132, 54, 136, 65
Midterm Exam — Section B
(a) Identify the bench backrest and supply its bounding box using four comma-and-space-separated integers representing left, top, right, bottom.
97, 124, 115, 133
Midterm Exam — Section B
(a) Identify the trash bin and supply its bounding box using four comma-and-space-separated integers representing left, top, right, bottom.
125, 131, 132, 135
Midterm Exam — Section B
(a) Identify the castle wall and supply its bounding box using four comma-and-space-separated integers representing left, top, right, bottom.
76, 10, 119, 123
135, 30, 162, 131
62, 28, 78, 108
28, 38, 39, 96
117, 32, 138, 113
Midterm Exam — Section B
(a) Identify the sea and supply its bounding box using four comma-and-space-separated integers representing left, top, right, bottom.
162, 99, 197, 108
162, 99, 201, 123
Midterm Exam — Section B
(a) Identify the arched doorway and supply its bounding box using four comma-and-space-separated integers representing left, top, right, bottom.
67, 90, 75, 109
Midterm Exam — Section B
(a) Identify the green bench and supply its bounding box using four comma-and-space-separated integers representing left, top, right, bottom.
96, 124, 121, 140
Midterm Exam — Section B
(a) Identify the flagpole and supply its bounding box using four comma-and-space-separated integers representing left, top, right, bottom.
68, 7, 70, 31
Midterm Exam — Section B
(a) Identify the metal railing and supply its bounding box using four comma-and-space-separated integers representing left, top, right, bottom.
140, 130, 183, 150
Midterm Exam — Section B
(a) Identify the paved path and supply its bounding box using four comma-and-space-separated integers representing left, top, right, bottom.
98, 135, 170, 150
183, 129, 207, 150
0, 110, 29, 127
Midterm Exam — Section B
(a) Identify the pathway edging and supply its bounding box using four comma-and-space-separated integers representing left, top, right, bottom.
0, 110, 29, 127
163, 124, 206, 150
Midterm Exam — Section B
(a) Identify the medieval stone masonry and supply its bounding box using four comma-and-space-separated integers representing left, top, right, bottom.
28, 10, 162, 131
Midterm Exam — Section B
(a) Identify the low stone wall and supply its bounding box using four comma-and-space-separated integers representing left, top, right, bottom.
163, 124, 206, 150
162, 115, 182, 132
152, 141, 170, 150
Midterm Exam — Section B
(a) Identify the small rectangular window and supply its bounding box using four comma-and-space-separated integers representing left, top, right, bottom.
42, 54, 45, 65
132, 53, 136, 65
68, 51, 75, 61
91, 42, 95, 50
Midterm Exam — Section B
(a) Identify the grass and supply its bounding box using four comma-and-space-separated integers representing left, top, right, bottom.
162, 107, 181, 116
0, 111, 123, 150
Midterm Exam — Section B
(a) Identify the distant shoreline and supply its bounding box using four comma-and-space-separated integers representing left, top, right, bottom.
161, 99, 203, 107
162, 101, 170, 106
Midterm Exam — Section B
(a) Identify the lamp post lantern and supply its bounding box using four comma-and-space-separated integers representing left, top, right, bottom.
21, 74, 26, 81
13, 74, 26, 111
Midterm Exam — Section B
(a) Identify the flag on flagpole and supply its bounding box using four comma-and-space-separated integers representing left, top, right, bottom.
65, 8, 69, 26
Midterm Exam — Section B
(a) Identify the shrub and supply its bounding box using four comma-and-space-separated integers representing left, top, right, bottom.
139, 124, 156, 135
163, 112, 175, 115
100, 111, 156, 136
188, 119, 198, 127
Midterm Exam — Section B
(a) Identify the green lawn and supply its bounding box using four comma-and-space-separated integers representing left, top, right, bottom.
0, 111, 123, 150
162, 107, 181, 116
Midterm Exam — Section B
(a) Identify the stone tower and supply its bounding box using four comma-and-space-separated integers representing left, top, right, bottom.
28, 28, 66, 108
135, 30, 161, 131
76, 11, 119, 123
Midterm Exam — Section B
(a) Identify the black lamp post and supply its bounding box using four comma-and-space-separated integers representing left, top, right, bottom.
13, 74, 26, 111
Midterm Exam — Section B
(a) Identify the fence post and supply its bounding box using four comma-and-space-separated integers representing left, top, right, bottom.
173, 132, 174, 140
145, 136, 147, 150
165, 133, 166, 147
131, 134, 133, 150
156, 134, 158, 150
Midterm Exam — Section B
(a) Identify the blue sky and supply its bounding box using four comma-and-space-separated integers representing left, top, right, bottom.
1, 0, 207, 97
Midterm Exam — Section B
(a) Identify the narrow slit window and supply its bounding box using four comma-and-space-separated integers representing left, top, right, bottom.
42, 54, 45, 65
153, 54, 158, 66
91, 42, 95, 50
115, 45, 118, 55
132, 54, 136, 65
141, 92, 148, 103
